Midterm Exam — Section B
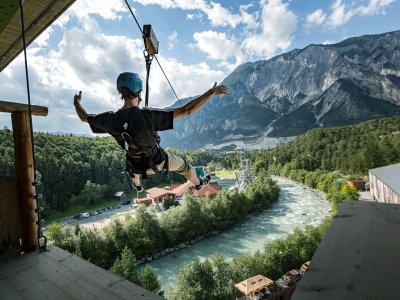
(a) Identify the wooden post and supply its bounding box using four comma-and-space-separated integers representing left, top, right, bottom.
11, 111, 37, 252
0, 176, 20, 259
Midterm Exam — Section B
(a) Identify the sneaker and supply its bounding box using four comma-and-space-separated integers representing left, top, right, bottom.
194, 174, 211, 190
133, 184, 144, 192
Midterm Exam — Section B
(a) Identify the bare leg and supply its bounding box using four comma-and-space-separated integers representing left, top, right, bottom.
132, 174, 141, 187
184, 168, 200, 186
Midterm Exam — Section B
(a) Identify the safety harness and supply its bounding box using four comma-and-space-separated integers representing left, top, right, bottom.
121, 121, 168, 180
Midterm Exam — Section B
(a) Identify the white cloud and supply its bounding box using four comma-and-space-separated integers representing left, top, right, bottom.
206, 2, 241, 27
0, 0, 226, 134
68, 0, 126, 21
132, 0, 255, 28
33, 27, 54, 47
186, 12, 204, 21
327, 0, 357, 28
307, 0, 398, 29
322, 39, 336, 45
242, 0, 297, 58
240, 3, 258, 29
146, 58, 225, 104
359, 0, 396, 15
193, 30, 243, 62
167, 31, 178, 50
306, 9, 327, 27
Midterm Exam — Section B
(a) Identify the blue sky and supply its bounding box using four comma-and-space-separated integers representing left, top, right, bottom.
0, 0, 399, 134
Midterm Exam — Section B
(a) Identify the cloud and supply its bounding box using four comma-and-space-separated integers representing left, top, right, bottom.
322, 39, 336, 45
0, 0, 225, 134
33, 27, 54, 47
239, 3, 258, 29
146, 58, 225, 104
186, 12, 204, 21
242, 0, 297, 58
167, 31, 178, 50
67, 0, 126, 22
132, 0, 255, 28
193, 30, 242, 62
359, 0, 396, 15
133, 0, 297, 63
306, 9, 327, 28
327, 0, 357, 28
306, 0, 398, 29
206, 2, 241, 27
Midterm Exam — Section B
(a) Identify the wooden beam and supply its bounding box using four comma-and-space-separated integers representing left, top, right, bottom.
0, 100, 48, 116
12, 111, 37, 252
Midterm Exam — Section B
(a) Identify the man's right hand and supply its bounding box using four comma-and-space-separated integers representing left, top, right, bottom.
73, 91, 82, 105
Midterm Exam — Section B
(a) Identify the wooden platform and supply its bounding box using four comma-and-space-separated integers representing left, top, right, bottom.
0, 246, 163, 300
293, 201, 400, 300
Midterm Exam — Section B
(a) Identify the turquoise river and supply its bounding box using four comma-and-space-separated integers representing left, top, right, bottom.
141, 176, 330, 290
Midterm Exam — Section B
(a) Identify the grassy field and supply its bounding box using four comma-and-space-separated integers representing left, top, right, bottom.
215, 169, 236, 179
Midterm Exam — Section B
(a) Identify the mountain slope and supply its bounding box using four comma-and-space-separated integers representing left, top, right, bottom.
160, 30, 400, 150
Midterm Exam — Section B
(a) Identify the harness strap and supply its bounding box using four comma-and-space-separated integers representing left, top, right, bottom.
121, 131, 167, 179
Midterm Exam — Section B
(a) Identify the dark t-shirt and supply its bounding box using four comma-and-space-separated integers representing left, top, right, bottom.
87, 106, 174, 152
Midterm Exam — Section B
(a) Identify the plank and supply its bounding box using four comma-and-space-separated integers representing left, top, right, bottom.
293, 201, 400, 300
0, 246, 163, 300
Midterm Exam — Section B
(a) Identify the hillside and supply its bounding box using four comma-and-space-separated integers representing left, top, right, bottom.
161, 30, 400, 150
251, 115, 400, 175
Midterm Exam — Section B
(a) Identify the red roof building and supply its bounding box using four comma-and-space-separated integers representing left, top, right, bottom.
134, 182, 221, 206
134, 197, 153, 206
170, 181, 221, 198
146, 187, 176, 203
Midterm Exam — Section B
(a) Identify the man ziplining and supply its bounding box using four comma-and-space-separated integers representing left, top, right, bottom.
73, 72, 228, 192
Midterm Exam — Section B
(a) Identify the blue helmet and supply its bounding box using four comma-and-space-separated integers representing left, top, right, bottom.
116, 72, 143, 94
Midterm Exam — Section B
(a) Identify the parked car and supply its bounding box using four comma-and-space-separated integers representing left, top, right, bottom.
121, 200, 131, 205
79, 212, 90, 219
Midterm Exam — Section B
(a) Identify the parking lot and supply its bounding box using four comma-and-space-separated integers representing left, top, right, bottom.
63, 202, 137, 229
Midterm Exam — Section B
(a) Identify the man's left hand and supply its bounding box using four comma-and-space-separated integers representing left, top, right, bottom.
210, 83, 228, 96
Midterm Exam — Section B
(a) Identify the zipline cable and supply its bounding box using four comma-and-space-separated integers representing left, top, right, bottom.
19, 0, 47, 251
123, 0, 198, 133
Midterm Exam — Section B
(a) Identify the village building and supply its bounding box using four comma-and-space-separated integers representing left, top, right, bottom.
346, 179, 366, 190
170, 181, 221, 200
134, 187, 176, 207
114, 191, 127, 200
369, 163, 400, 204
134, 181, 221, 206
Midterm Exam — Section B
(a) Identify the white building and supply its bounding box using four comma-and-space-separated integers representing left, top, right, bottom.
369, 163, 400, 204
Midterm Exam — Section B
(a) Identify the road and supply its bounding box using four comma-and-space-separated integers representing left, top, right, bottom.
63, 203, 137, 229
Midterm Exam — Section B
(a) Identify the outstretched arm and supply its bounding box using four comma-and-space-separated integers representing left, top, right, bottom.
73, 91, 89, 122
173, 83, 228, 120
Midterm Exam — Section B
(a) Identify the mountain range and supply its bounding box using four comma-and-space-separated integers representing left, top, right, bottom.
160, 30, 400, 151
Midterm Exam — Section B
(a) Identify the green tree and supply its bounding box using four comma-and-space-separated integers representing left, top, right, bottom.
46, 223, 62, 241
166, 259, 216, 300
163, 198, 179, 210
110, 246, 139, 284
139, 265, 162, 294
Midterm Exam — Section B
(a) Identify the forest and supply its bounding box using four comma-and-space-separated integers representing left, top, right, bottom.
250, 115, 400, 176
3, 116, 397, 217
0, 128, 240, 217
